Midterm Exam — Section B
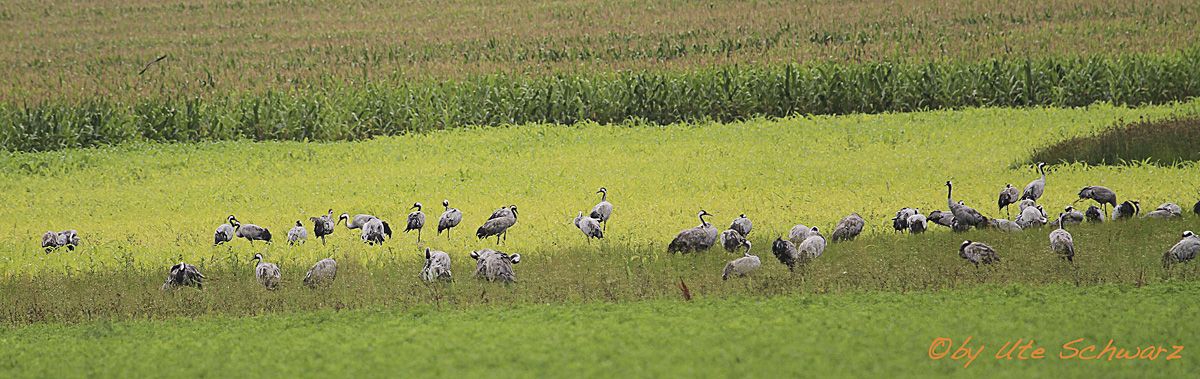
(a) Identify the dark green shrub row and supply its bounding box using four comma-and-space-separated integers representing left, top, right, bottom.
3, 50, 1200, 152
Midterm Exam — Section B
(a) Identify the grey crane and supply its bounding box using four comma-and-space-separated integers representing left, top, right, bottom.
1075, 186, 1117, 215
575, 211, 604, 242
722, 241, 760, 280
831, 213, 865, 242
214, 217, 235, 245
420, 248, 453, 282
287, 221, 308, 245
41, 230, 79, 252
959, 241, 1000, 267
1162, 231, 1199, 266
667, 210, 718, 253
229, 215, 272, 244
589, 187, 613, 231
477, 205, 518, 244
987, 218, 1022, 232
907, 212, 927, 234
252, 253, 281, 290
471, 249, 521, 283
772, 237, 800, 271
788, 224, 814, 244
797, 229, 827, 261
1020, 162, 1047, 201
161, 262, 205, 290
1049, 216, 1075, 263
1085, 205, 1105, 222
720, 229, 747, 252
730, 214, 752, 237
998, 184, 1020, 218
927, 210, 955, 228
310, 209, 335, 244
947, 181, 987, 229
1016, 199, 1037, 214
361, 217, 392, 245
406, 202, 426, 242
1113, 200, 1140, 220
437, 200, 462, 239
892, 208, 918, 232
1016, 205, 1048, 229
338, 213, 378, 230
1056, 206, 1085, 225
303, 258, 338, 288
1145, 203, 1183, 220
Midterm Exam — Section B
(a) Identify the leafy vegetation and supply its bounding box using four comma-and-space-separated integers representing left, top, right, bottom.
4, 50, 1200, 152
2, 282, 1196, 377
2, 103, 1198, 325
1028, 117, 1200, 165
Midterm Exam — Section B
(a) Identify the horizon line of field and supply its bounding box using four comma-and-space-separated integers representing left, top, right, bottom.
3, 49, 1200, 153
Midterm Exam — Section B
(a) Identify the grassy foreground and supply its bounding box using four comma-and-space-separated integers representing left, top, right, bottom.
1, 282, 1196, 377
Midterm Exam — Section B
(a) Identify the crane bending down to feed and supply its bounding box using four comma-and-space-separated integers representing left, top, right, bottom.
667, 210, 718, 253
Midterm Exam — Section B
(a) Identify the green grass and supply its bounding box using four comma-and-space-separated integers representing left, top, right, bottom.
2, 102, 1200, 325
2, 282, 1196, 377
1029, 117, 1200, 165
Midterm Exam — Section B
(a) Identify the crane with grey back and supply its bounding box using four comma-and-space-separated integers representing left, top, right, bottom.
590, 187, 613, 231
1113, 200, 1140, 220
41, 230, 79, 252
406, 202, 426, 242
361, 217, 392, 245
437, 200, 462, 239
420, 248, 453, 282
1145, 203, 1182, 219
1016, 205, 1048, 229
1056, 206, 1084, 225
253, 253, 281, 290
287, 221, 307, 245
1075, 186, 1117, 215
310, 209, 335, 244
987, 218, 1022, 232
161, 262, 205, 290
927, 210, 955, 228
892, 208, 917, 232
720, 229, 746, 252
998, 184, 1019, 218
230, 215, 272, 243
575, 211, 604, 242
471, 249, 521, 282
214, 217, 235, 245
304, 258, 338, 288
338, 213, 378, 230
797, 229, 827, 261
831, 213, 864, 242
946, 181, 987, 229
1049, 215, 1075, 263
722, 241, 760, 280
1162, 231, 1199, 267
477, 205, 518, 244
959, 241, 1000, 267
907, 212, 927, 234
729, 214, 752, 237
1021, 162, 1047, 201
1085, 205, 1105, 222
788, 224, 814, 244
667, 210, 718, 253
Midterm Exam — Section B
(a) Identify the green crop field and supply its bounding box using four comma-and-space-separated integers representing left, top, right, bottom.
5, 0, 1200, 377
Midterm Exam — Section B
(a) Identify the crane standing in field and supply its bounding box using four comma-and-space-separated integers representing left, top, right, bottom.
720, 229, 747, 252
575, 211, 604, 242
339, 213, 378, 230
1163, 231, 1199, 267
1049, 216, 1075, 263
590, 188, 613, 231
287, 220, 307, 245
304, 258, 337, 288
361, 218, 392, 245
214, 217, 235, 245
310, 209, 336, 244
831, 213, 864, 242
1075, 186, 1117, 216
252, 253, 281, 290
161, 262, 204, 290
959, 241, 1000, 267
420, 248, 453, 282
437, 200, 462, 239
722, 241, 760, 280
1021, 162, 1047, 202
946, 181, 986, 229
668, 210, 718, 253
230, 215, 272, 244
477, 205, 518, 244
998, 184, 1019, 218
406, 202, 426, 242
730, 214, 752, 237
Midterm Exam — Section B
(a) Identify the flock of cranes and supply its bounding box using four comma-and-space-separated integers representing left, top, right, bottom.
37, 169, 1200, 290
